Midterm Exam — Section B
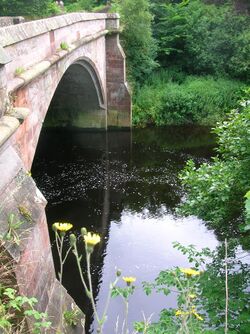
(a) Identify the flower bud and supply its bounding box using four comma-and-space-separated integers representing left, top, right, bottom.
52, 223, 57, 232
69, 234, 76, 247
81, 227, 87, 237
116, 269, 122, 277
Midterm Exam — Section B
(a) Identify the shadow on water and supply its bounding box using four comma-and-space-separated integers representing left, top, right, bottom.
32, 126, 218, 333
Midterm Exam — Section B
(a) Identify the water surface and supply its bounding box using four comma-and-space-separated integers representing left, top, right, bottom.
32, 126, 218, 333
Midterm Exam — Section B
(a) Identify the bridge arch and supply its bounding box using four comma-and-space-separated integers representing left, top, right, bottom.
45, 57, 107, 129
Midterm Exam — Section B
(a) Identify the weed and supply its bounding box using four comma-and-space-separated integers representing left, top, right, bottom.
14, 67, 24, 76
0, 214, 24, 246
63, 304, 81, 327
60, 42, 69, 51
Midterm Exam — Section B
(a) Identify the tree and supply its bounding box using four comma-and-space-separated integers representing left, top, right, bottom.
112, 0, 158, 85
151, 0, 250, 81
0, 0, 53, 16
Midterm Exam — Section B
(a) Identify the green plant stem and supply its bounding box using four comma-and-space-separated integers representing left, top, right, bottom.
62, 245, 72, 266
101, 276, 119, 325
175, 273, 190, 334
73, 244, 90, 295
55, 232, 65, 331
73, 244, 102, 331
55, 232, 64, 283
225, 238, 228, 334
124, 298, 129, 334
86, 251, 101, 326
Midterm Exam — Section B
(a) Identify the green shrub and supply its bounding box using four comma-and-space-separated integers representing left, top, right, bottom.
133, 71, 245, 126
65, 0, 94, 12
179, 93, 250, 233
46, 1, 63, 15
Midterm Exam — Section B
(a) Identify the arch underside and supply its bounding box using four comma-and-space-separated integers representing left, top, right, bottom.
45, 60, 106, 129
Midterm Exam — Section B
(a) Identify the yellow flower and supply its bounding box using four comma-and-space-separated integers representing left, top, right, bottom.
175, 309, 188, 317
84, 232, 101, 247
188, 294, 197, 299
122, 276, 136, 285
175, 310, 183, 316
180, 268, 200, 276
175, 308, 203, 321
192, 309, 203, 321
53, 222, 73, 232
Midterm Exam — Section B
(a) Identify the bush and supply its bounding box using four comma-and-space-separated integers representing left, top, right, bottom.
133, 71, 245, 126
65, 0, 95, 12
179, 92, 250, 234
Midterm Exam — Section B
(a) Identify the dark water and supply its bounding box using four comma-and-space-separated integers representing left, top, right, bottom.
32, 126, 218, 333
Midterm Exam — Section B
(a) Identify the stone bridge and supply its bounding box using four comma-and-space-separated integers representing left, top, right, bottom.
0, 13, 131, 332
0, 12, 131, 169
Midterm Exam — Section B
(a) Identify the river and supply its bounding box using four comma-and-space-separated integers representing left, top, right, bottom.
32, 126, 218, 333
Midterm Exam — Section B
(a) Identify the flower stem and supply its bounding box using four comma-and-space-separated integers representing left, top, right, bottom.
73, 244, 90, 295
225, 238, 228, 334
124, 298, 129, 334
55, 232, 64, 284
86, 251, 101, 327
101, 277, 119, 325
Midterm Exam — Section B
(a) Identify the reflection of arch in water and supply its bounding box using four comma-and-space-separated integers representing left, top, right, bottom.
45, 58, 107, 129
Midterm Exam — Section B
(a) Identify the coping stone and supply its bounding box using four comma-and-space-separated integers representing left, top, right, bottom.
0, 115, 20, 147
0, 145, 22, 192
0, 46, 12, 65
19, 61, 51, 83
0, 13, 109, 47
7, 107, 30, 122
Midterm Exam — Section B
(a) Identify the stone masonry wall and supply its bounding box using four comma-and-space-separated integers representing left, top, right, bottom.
105, 14, 131, 128
0, 134, 84, 333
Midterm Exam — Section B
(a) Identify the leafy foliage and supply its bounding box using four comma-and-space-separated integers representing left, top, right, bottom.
65, 0, 95, 12
0, 214, 24, 246
152, 0, 250, 81
111, 0, 158, 84
0, 286, 51, 333
63, 305, 81, 327
242, 190, 250, 231
199, 240, 250, 333
133, 71, 245, 126
0, 0, 55, 17
179, 93, 250, 235
136, 241, 250, 333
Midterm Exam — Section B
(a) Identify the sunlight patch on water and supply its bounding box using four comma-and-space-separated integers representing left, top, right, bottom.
94, 208, 218, 333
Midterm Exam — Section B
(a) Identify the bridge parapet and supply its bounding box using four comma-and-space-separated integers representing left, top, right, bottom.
0, 13, 108, 92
